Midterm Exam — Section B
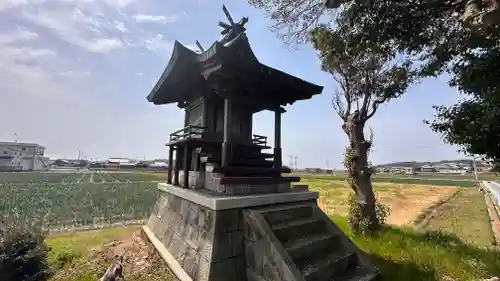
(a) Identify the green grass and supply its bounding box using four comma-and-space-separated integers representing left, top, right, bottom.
423, 188, 495, 247
297, 174, 476, 187
46, 227, 175, 281
45, 217, 500, 281
331, 216, 500, 281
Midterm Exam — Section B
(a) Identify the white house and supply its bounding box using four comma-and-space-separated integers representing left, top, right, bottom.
0, 141, 48, 171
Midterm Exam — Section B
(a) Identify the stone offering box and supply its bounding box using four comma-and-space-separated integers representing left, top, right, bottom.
143, 5, 378, 281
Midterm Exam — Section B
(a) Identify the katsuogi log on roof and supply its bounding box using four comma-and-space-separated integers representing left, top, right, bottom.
147, 32, 323, 109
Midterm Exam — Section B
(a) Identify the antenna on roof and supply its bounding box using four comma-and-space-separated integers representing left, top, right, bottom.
195, 40, 205, 52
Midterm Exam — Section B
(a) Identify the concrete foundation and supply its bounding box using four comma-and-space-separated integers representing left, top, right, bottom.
144, 183, 378, 281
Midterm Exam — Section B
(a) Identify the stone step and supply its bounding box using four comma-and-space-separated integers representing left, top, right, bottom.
272, 218, 326, 244
284, 233, 342, 262
301, 252, 360, 281
336, 267, 379, 281
260, 204, 313, 225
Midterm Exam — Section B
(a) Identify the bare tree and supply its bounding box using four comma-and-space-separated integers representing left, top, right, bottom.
311, 25, 415, 232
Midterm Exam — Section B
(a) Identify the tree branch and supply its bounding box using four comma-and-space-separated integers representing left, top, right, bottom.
366, 97, 388, 120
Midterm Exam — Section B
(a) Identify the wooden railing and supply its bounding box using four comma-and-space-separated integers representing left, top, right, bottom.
169, 125, 207, 143
252, 134, 268, 147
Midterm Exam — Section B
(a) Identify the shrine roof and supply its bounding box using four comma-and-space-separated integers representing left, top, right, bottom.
146, 33, 323, 106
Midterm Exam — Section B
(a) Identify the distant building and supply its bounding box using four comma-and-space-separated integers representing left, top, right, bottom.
420, 164, 435, 172
389, 167, 417, 174
0, 141, 47, 171
107, 158, 137, 168
149, 161, 168, 168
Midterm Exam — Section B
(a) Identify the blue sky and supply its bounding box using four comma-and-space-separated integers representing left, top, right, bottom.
0, 0, 466, 168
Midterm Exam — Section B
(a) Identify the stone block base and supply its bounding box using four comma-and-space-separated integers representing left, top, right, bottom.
144, 183, 378, 281
144, 183, 318, 281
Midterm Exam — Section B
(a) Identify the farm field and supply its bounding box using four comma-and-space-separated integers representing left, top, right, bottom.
3, 171, 498, 281
305, 178, 460, 226
0, 171, 488, 236
0, 170, 161, 184
293, 172, 485, 187
0, 171, 160, 231
422, 188, 495, 247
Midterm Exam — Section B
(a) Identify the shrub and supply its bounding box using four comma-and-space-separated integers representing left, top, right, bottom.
347, 192, 391, 236
0, 220, 53, 281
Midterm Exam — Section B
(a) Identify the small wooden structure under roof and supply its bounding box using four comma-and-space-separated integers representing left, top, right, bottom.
147, 5, 323, 194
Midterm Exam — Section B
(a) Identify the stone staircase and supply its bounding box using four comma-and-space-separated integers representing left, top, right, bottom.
244, 202, 378, 281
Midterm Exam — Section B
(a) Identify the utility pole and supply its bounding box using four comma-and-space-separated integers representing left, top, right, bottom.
472, 155, 479, 181
288, 155, 294, 171
294, 156, 298, 171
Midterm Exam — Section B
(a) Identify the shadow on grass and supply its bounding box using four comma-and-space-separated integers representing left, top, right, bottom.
370, 254, 438, 281
373, 225, 500, 279
330, 216, 500, 280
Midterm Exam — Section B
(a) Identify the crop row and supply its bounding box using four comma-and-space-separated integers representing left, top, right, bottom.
0, 182, 159, 230
0, 171, 161, 184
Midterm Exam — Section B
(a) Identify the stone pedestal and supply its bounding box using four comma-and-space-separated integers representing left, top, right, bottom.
144, 183, 318, 281
144, 183, 378, 281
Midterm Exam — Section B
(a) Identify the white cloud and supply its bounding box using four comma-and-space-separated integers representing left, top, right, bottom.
0, 0, 136, 11
134, 14, 177, 24
114, 20, 129, 33
0, 29, 38, 43
0, 25, 182, 159
0, 29, 82, 99
103, 0, 135, 9
143, 33, 172, 52
22, 5, 124, 53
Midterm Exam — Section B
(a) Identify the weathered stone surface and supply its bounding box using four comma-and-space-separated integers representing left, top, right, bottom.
214, 209, 239, 233
146, 184, 377, 281
183, 247, 200, 278
157, 183, 319, 210
212, 230, 243, 261
195, 257, 211, 281
203, 173, 293, 195
209, 256, 245, 281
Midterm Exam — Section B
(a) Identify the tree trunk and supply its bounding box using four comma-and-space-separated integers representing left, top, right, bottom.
343, 115, 379, 232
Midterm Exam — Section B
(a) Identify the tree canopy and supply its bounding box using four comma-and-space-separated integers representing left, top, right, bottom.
249, 0, 500, 164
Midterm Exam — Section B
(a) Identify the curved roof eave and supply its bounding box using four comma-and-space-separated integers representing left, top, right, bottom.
147, 41, 197, 104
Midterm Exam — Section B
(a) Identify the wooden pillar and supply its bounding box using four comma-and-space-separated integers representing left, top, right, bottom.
173, 147, 181, 186
167, 146, 174, 184
222, 98, 233, 168
183, 144, 191, 188
274, 108, 282, 170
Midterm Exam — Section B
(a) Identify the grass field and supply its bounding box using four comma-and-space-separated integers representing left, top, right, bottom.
45, 219, 500, 281
422, 188, 496, 247
293, 172, 493, 187
2, 170, 498, 280
305, 178, 459, 226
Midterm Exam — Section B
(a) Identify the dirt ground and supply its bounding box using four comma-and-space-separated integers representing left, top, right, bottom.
48, 227, 176, 281
306, 179, 459, 226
